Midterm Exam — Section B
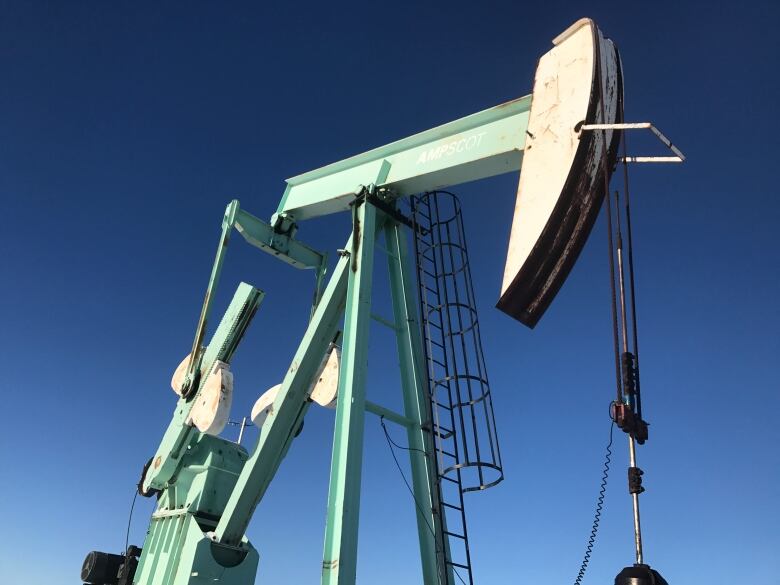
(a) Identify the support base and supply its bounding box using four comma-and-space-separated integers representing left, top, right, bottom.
615, 564, 669, 585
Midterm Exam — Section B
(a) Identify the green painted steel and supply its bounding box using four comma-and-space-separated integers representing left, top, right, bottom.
275, 96, 531, 222
321, 201, 377, 585
134, 435, 259, 584
233, 204, 325, 270
385, 220, 452, 585
364, 399, 415, 428
369, 311, 399, 331
214, 229, 357, 545
180, 199, 325, 397
182, 200, 240, 397
134, 513, 258, 585
131, 206, 457, 585
125, 93, 534, 585
144, 282, 264, 493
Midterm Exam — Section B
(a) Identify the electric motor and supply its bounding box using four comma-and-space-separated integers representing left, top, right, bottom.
81, 550, 124, 585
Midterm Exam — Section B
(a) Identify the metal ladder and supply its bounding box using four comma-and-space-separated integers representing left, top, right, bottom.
410, 191, 504, 585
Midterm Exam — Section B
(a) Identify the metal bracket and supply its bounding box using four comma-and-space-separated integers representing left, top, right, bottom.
368, 190, 428, 236
579, 122, 685, 163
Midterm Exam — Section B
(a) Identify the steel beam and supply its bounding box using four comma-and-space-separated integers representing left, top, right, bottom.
144, 283, 264, 492
385, 220, 449, 585
364, 400, 415, 428
275, 96, 531, 222
234, 205, 326, 269
213, 234, 352, 545
321, 201, 377, 585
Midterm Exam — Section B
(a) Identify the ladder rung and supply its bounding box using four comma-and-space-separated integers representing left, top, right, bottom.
440, 474, 459, 484
434, 425, 453, 438
442, 502, 462, 511
447, 561, 470, 570
430, 378, 451, 388
439, 449, 457, 459
444, 531, 466, 540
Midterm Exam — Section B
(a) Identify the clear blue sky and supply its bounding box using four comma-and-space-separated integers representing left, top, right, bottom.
1, 1, 778, 584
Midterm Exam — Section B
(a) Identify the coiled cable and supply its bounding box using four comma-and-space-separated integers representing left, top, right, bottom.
573, 421, 615, 585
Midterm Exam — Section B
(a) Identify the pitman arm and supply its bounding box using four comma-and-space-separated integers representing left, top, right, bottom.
143, 201, 327, 493
213, 215, 385, 545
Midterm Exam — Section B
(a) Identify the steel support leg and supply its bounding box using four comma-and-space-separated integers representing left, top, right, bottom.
214, 236, 353, 546
321, 201, 377, 585
385, 220, 449, 584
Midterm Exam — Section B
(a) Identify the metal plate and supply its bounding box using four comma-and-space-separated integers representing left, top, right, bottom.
497, 18, 623, 328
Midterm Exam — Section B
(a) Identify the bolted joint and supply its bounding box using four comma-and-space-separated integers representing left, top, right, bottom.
610, 401, 649, 445
223, 199, 241, 230
272, 211, 298, 237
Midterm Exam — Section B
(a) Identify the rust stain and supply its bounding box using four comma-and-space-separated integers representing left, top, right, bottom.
351, 209, 361, 273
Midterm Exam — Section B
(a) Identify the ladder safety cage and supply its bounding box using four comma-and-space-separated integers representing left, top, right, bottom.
410, 191, 504, 584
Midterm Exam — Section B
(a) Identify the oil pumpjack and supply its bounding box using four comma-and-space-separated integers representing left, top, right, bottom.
80, 18, 682, 585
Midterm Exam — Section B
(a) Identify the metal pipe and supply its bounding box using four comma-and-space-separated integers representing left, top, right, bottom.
628, 436, 644, 565
622, 140, 643, 420
580, 122, 686, 162
614, 191, 631, 412
615, 194, 629, 355
616, 190, 644, 566
604, 178, 624, 405
237, 417, 248, 446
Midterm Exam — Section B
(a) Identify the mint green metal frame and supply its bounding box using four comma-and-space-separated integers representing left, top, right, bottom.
321, 200, 377, 584
214, 224, 358, 545
143, 201, 326, 494
134, 91, 536, 585
199, 201, 447, 584
143, 282, 264, 494
274, 95, 531, 222
384, 219, 451, 584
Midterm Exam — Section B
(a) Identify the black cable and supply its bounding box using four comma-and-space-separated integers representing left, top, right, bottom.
380, 415, 428, 456
380, 418, 468, 585
124, 490, 138, 555
573, 421, 615, 585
